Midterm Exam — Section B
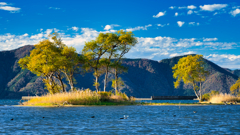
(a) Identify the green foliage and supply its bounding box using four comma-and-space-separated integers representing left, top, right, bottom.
18, 32, 82, 93
202, 93, 210, 101
230, 78, 240, 95
172, 54, 209, 100
82, 30, 137, 92
201, 90, 220, 101
112, 77, 125, 90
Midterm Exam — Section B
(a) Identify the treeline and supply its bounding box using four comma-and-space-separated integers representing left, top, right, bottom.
18, 31, 137, 94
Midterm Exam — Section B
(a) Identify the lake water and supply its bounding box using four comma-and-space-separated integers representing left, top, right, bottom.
0, 100, 240, 134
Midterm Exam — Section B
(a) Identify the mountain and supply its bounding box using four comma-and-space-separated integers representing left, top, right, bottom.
0, 45, 238, 98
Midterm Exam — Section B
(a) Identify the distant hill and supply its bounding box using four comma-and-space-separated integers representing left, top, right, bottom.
0, 45, 238, 98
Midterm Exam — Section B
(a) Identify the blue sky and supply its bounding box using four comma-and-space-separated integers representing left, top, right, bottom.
1, 0, 240, 69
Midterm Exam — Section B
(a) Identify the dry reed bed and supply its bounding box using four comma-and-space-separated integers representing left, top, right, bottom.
24, 89, 100, 105
23, 89, 131, 106
209, 93, 240, 103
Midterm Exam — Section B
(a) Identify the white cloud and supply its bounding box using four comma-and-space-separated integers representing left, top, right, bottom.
230, 9, 240, 17
104, 25, 111, 30
213, 12, 218, 15
175, 12, 178, 16
178, 6, 186, 9
200, 4, 228, 11
1, 27, 239, 69
187, 10, 193, 15
177, 21, 185, 27
169, 6, 175, 9
157, 23, 169, 27
0, 2, 7, 5
189, 22, 200, 26
126, 24, 152, 32
0, 5, 20, 12
49, 7, 61, 10
187, 5, 197, 9
203, 38, 218, 41
205, 54, 240, 68
69, 26, 79, 31
103, 24, 120, 30
153, 11, 166, 18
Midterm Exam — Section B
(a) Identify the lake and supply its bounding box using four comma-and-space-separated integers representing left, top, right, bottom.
0, 100, 240, 134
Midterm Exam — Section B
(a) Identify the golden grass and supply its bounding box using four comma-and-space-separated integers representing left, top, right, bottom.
24, 89, 100, 105
209, 93, 240, 103
23, 89, 133, 106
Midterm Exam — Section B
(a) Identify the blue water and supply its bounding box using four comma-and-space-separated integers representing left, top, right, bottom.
137, 100, 199, 103
1, 100, 240, 134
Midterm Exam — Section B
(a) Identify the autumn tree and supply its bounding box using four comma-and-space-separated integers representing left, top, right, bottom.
82, 30, 137, 92
18, 39, 65, 93
110, 30, 137, 93
172, 55, 209, 101
61, 46, 84, 91
230, 78, 240, 96
18, 33, 83, 93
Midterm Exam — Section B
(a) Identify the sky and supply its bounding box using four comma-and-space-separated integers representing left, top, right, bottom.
1, 0, 240, 69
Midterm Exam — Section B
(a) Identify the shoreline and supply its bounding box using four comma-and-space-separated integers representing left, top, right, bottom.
13, 102, 239, 107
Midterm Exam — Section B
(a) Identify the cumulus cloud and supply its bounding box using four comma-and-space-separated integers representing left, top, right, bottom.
1, 27, 239, 69
0, 2, 7, 5
153, 11, 166, 18
187, 10, 193, 15
126, 24, 152, 32
103, 24, 119, 30
169, 6, 175, 9
187, 5, 197, 9
175, 12, 178, 16
177, 21, 185, 27
68, 26, 79, 31
200, 4, 228, 11
0, 2, 20, 12
205, 54, 240, 69
230, 9, 240, 17
203, 38, 218, 41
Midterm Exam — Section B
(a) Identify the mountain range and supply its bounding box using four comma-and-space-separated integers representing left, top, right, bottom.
0, 45, 239, 99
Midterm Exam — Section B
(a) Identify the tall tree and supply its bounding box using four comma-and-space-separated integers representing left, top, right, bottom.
230, 78, 240, 95
111, 30, 137, 93
18, 39, 65, 93
61, 46, 83, 91
82, 30, 137, 92
172, 55, 209, 101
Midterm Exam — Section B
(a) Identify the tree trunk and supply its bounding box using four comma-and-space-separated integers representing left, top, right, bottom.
114, 69, 118, 94
64, 72, 74, 92
104, 69, 108, 92
193, 83, 200, 100
199, 82, 202, 102
56, 74, 65, 92
96, 76, 99, 92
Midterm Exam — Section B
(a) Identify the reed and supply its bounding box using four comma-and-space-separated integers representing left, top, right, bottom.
23, 89, 133, 106
209, 93, 240, 103
24, 89, 100, 105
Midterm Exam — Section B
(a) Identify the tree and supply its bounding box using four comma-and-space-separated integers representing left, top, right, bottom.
110, 30, 137, 93
18, 32, 83, 93
82, 30, 137, 92
61, 46, 84, 91
230, 78, 240, 95
172, 55, 209, 101
18, 39, 65, 93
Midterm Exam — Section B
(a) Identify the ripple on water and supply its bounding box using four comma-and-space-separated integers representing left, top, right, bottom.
0, 100, 240, 134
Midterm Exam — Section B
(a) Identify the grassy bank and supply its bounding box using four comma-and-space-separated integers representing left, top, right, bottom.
22, 89, 136, 106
